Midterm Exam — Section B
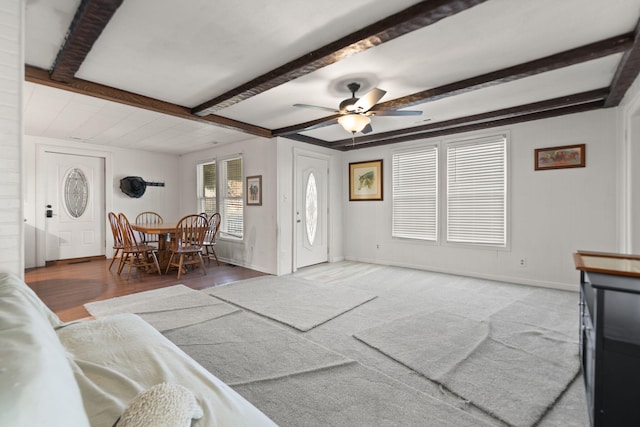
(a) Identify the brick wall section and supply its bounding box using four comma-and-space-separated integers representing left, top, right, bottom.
0, 0, 24, 275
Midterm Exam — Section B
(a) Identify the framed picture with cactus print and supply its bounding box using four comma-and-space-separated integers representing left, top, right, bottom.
349, 159, 383, 201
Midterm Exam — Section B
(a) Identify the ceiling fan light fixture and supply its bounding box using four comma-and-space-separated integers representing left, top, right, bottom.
338, 113, 370, 133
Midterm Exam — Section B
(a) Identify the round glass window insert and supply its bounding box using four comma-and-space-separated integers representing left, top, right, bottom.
64, 168, 89, 218
305, 172, 318, 245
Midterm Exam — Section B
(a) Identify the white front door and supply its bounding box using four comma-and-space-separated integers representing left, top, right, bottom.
44, 152, 105, 261
295, 152, 328, 269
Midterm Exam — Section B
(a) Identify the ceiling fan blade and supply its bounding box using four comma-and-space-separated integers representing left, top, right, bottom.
293, 103, 338, 113
371, 109, 423, 116
304, 118, 339, 131
354, 88, 386, 112
274, 114, 341, 136
361, 123, 373, 134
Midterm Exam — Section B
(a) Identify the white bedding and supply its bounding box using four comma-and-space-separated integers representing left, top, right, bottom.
57, 313, 276, 427
0, 273, 89, 427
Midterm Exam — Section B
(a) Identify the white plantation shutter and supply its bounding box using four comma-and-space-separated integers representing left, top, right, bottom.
446, 135, 506, 246
392, 145, 438, 241
197, 161, 216, 215
220, 156, 243, 239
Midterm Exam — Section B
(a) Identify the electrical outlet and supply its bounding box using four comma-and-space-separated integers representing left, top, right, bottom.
519, 258, 527, 267
376, 244, 380, 249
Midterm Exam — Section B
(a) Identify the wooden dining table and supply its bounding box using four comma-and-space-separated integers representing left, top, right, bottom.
131, 221, 210, 274
131, 222, 178, 270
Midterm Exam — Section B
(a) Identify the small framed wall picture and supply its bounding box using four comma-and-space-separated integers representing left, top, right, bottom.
246, 175, 262, 206
534, 144, 585, 170
349, 159, 383, 201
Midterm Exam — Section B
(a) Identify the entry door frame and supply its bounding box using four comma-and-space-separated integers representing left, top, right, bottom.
35, 144, 113, 267
292, 148, 330, 272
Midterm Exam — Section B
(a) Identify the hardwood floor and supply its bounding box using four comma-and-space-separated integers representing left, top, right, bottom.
25, 259, 267, 322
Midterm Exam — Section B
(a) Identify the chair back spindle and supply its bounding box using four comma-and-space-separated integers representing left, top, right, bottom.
165, 214, 208, 279
135, 211, 163, 245
116, 213, 161, 279
107, 212, 125, 271
203, 213, 221, 266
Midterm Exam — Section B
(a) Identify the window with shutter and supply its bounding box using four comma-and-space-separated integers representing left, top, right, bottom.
220, 156, 244, 239
392, 145, 438, 241
446, 135, 507, 246
197, 161, 216, 215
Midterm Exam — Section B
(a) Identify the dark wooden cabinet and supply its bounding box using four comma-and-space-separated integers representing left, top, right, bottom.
574, 251, 640, 427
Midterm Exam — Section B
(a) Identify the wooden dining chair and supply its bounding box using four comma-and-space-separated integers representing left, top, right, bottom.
108, 212, 125, 271
135, 211, 163, 247
165, 214, 208, 279
202, 213, 221, 266
118, 213, 161, 279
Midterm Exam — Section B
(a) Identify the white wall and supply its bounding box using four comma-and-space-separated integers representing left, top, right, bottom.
17, 107, 628, 289
0, 0, 24, 276
619, 73, 640, 253
179, 137, 278, 274
178, 136, 344, 276
23, 135, 181, 268
343, 109, 620, 290
12, 104, 633, 288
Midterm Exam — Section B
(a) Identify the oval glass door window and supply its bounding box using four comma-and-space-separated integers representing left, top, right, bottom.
305, 172, 318, 245
64, 168, 89, 218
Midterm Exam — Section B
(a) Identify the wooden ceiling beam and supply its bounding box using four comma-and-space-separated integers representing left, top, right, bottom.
267, 34, 631, 137
50, 0, 124, 83
605, 19, 640, 107
272, 114, 342, 137
281, 134, 333, 149
26, 65, 273, 138
329, 88, 609, 149
342, 101, 604, 151
375, 33, 633, 111
191, 0, 488, 116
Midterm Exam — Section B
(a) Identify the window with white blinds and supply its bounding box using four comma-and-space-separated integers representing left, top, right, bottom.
392, 145, 438, 241
197, 161, 216, 216
220, 156, 243, 239
446, 135, 506, 246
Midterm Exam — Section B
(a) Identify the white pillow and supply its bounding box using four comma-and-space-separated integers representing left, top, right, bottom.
115, 383, 204, 427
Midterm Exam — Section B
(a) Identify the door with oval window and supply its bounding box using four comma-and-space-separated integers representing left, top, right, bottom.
44, 152, 105, 262
295, 153, 328, 269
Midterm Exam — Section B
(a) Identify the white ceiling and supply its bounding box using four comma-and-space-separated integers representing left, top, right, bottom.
23, 0, 640, 155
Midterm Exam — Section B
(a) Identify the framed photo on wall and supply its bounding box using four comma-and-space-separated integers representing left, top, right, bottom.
349, 159, 383, 201
534, 144, 585, 170
246, 175, 262, 206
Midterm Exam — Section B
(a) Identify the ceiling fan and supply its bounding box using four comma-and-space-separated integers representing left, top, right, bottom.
293, 82, 422, 135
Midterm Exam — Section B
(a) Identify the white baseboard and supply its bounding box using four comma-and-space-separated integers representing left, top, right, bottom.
217, 257, 273, 275
344, 257, 578, 292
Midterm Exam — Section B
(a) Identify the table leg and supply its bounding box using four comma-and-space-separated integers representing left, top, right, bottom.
156, 233, 171, 271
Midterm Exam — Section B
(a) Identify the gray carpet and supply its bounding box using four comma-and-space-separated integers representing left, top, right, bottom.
84, 285, 216, 316
165, 310, 491, 426
354, 301, 580, 427
83, 262, 589, 426
163, 310, 350, 385
204, 275, 377, 331
292, 260, 386, 285
84, 285, 491, 427
85, 285, 240, 332
234, 361, 493, 427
